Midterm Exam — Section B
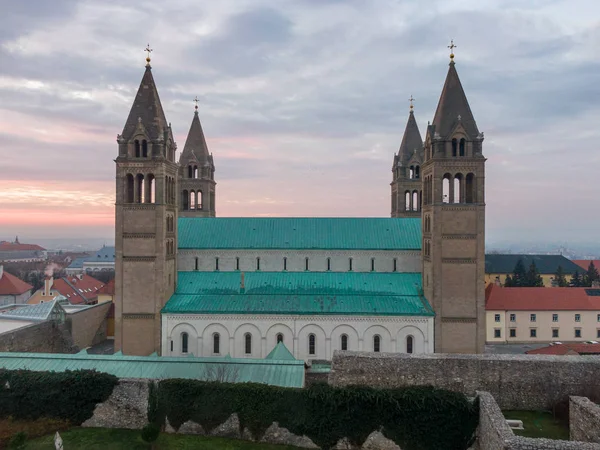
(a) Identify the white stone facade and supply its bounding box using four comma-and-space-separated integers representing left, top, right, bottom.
178, 249, 421, 273
162, 314, 434, 361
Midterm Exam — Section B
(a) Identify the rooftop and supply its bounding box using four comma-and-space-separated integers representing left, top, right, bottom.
526, 343, 600, 356
178, 217, 422, 250
485, 284, 600, 311
485, 254, 583, 275
0, 299, 63, 321
0, 267, 33, 295
163, 271, 432, 316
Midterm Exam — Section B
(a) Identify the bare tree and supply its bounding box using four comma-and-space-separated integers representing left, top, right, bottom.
202, 364, 240, 383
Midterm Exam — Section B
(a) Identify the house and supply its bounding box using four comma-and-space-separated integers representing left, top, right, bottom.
65, 246, 115, 274
0, 237, 46, 262
572, 259, 600, 273
28, 274, 105, 305
526, 342, 600, 356
486, 284, 600, 344
0, 265, 33, 306
485, 254, 583, 287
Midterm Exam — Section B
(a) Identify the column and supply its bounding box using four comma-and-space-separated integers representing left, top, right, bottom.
229, 336, 235, 357
325, 337, 331, 360
261, 336, 267, 358
448, 177, 454, 204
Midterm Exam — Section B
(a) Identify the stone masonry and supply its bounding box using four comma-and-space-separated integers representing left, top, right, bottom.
329, 351, 600, 410
0, 321, 75, 353
570, 397, 600, 443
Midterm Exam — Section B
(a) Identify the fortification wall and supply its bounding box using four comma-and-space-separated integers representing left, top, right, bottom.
0, 321, 74, 353
329, 351, 600, 410
570, 396, 600, 444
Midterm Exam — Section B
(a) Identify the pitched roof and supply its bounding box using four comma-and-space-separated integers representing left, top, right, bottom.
0, 299, 61, 321
265, 342, 296, 361
0, 241, 45, 251
572, 260, 600, 272
121, 66, 168, 141
431, 61, 479, 138
51, 275, 104, 304
396, 110, 423, 165
0, 270, 33, 295
163, 271, 433, 316
526, 343, 600, 356
98, 279, 115, 295
179, 110, 212, 164
485, 254, 583, 275
178, 217, 422, 250
485, 284, 600, 311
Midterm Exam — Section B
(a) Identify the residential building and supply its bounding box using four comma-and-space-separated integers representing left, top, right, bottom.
28, 274, 105, 305
0, 265, 33, 306
65, 246, 115, 274
0, 237, 46, 262
572, 259, 600, 273
485, 284, 600, 344
485, 254, 583, 287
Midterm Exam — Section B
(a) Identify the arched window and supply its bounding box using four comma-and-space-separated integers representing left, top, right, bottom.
181, 332, 189, 354
305, 257, 309, 271
256, 257, 260, 271
135, 174, 144, 203
190, 191, 196, 209
182, 190, 189, 210
194, 257, 199, 271
348, 258, 353, 271
459, 138, 466, 157
452, 138, 457, 157
188, 165, 193, 178
371, 257, 375, 272
442, 174, 451, 204
194, 166, 198, 178
283, 257, 287, 271
466, 173, 475, 203
308, 334, 316, 355
415, 166, 420, 179
213, 333, 220, 354
409, 165, 414, 179
327, 257, 331, 271
276, 333, 284, 344
134, 140, 140, 157
412, 190, 418, 211
142, 140, 148, 158
453, 173, 463, 204
125, 174, 134, 203
215, 257, 219, 271
244, 333, 252, 354
373, 335, 381, 352
197, 191, 203, 210
236, 257, 240, 271
406, 335, 414, 354
405, 191, 411, 211
341, 334, 348, 351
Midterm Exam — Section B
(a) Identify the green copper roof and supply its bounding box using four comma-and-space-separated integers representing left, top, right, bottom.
265, 342, 296, 361
0, 352, 305, 388
163, 271, 433, 316
178, 217, 422, 250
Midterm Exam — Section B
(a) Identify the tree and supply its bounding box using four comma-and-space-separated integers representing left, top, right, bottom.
583, 261, 600, 287
511, 258, 527, 287
570, 270, 583, 287
525, 261, 544, 287
553, 266, 568, 287
504, 274, 514, 287
141, 423, 160, 449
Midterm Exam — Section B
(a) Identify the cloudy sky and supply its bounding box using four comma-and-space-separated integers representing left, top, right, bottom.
0, 0, 598, 245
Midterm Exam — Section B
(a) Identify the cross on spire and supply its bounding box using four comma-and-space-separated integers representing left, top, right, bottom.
193, 96, 199, 111
448, 39, 456, 61
145, 44, 153, 66
409, 95, 415, 111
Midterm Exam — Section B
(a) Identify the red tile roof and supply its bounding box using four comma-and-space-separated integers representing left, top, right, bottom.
526, 343, 600, 355
0, 241, 45, 251
572, 260, 600, 272
97, 279, 115, 295
0, 270, 33, 295
51, 274, 104, 304
485, 284, 600, 311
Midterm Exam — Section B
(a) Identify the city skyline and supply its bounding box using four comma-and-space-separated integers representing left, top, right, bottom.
0, 0, 599, 243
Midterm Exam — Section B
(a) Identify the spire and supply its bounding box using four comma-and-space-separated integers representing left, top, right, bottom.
121, 62, 168, 142
431, 42, 479, 138
179, 100, 211, 162
397, 105, 423, 164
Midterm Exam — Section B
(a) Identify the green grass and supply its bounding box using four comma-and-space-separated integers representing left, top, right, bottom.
502, 410, 570, 440
23, 427, 301, 450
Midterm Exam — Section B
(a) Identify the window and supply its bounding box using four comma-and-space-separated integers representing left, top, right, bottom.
305, 257, 309, 271
530, 314, 536, 322
181, 332, 189, 354
494, 329, 501, 338
552, 329, 559, 338
276, 333, 284, 344
170, 340, 173, 352
349, 258, 353, 271
494, 314, 501, 322
530, 329, 537, 338
327, 257, 331, 271
371, 258, 375, 272
552, 314, 558, 322
308, 334, 316, 355
244, 333, 252, 354
341, 334, 348, 351
575, 328, 582, 338
597, 329, 600, 339
283, 257, 287, 271
373, 335, 381, 352
509, 329, 516, 338
406, 336, 414, 354
213, 333, 220, 354
256, 257, 260, 271
236, 257, 240, 271
575, 314, 581, 322
510, 314, 516, 322
215, 257, 219, 271
393, 258, 397, 272
597, 314, 600, 322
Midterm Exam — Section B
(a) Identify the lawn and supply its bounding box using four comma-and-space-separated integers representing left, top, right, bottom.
22, 427, 302, 450
502, 410, 570, 440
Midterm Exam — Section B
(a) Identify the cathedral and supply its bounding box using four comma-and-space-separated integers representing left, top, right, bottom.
114, 45, 486, 360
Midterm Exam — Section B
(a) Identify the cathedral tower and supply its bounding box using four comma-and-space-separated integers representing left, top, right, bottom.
391, 98, 423, 217
114, 50, 178, 355
421, 45, 486, 353
179, 100, 216, 217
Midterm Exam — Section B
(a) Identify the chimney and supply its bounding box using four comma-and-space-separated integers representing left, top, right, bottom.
240, 272, 245, 294
0, 265, 3, 280
44, 276, 54, 296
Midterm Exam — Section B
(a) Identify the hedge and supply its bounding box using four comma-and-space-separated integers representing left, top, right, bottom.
0, 369, 118, 425
156, 380, 478, 450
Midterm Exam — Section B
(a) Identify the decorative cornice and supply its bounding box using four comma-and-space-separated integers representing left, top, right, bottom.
123, 233, 156, 239
122, 205, 157, 211
440, 205, 479, 211
163, 314, 432, 323
442, 234, 476, 240
441, 317, 476, 323
177, 249, 422, 257
123, 313, 155, 319
123, 256, 156, 261
442, 258, 476, 264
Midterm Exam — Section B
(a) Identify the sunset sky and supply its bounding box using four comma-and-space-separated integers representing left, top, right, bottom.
1, 0, 599, 244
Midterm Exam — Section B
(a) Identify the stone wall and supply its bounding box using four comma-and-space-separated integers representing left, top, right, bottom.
0, 321, 75, 353
570, 397, 600, 443
329, 351, 600, 410
476, 391, 600, 450
67, 301, 111, 349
